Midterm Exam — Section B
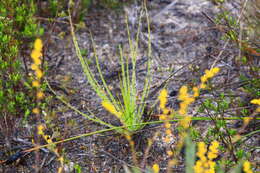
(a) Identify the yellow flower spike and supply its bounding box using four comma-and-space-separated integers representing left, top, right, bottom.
159, 89, 168, 109
34, 38, 43, 51
32, 108, 40, 114
152, 164, 160, 173
102, 101, 122, 118
250, 98, 260, 105
32, 80, 40, 87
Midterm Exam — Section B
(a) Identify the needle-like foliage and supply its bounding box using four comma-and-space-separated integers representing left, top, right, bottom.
69, 1, 151, 133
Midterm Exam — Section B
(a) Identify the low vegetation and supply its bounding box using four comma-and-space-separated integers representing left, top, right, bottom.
0, 0, 259, 172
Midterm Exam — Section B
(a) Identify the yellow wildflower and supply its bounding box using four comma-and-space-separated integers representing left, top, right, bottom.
102, 101, 122, 118
167, 150, 173, 156
193, 87, 199, 97
159, 89, 168, 109
37, 91, 44, 99
194, 141, 219, 173
185, 97, 195, 104
34, 38, 43, 51
58, 167, 63, 173
250, 98, 260, 105
159, 114, 167, 120
205, 69, 214, 78
168, 160, 176, 167
212, 67, 220, 74
35, 69, 43, 79
180, 115, 191, 129
152, 164, 160, 173
201, 75, 208, 83
199, 67, 220, 90
129, 140, 134, 146
165, 129, 172, 135
197, 142, 207, 158
243, 161, 253, 173
31, 64, 39, 71
165, 122, 171, 129
125, 134, 131, 141
194, 160, 203, 173
208, 140, 219, 160
243, 117, 253, 126
31, 50, 42, 60
32, 108, 40, 114
47, 138, 52, 144
164, 136, 171, 143
37, 124, 45, 135
178, 85, 188, 101
179, 102, 188, 115
200, 83, 207, 89
162, 108, 170, 115
32, 56, 42, 65
32, 80, 40, 87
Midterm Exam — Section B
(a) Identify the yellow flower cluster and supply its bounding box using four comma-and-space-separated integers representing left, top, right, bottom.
178, 86, 198, 115
194, 141, 219, 173
152, 164, 160, 173
200, 67, 220, 89
102, 101, 122, 118
250, 98, 260, 105
31, 39, 44, 82
37, 124, 55, 144
158, 89, 173, 144
37, 124, 64, 172
243, 98, 260, 125
243, 160, 253, 173
31, 38, 44, 104
31, 39, 64, 172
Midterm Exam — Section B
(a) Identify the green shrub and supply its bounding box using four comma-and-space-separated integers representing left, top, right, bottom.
0, 0, 43, 120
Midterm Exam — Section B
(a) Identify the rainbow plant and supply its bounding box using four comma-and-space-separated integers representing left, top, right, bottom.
69, 3, 151, 134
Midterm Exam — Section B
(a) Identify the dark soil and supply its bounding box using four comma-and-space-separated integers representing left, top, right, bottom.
1, 0, 259, 173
